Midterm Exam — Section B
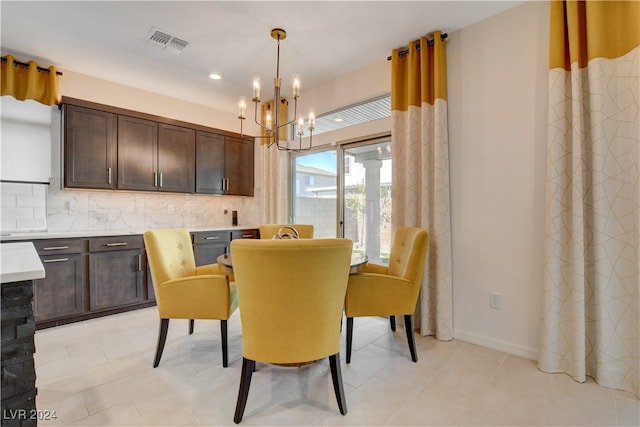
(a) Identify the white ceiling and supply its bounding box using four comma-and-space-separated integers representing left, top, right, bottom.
1, 1, 524, 114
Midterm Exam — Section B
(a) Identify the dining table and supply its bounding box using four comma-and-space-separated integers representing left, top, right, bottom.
216, 251, 368, 274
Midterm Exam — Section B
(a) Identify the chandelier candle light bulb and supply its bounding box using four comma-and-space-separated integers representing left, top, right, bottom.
265, 110, 273, 129
252, 76, 261, 101
308, 111, 315, 130
238, 97, 246, 120
292, 75, 300, 99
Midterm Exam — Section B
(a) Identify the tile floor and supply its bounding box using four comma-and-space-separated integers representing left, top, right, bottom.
34, 308, 639, 426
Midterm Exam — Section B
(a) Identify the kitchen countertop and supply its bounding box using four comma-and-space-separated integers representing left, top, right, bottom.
1, 242, 45, 283
0, 226, 260, 242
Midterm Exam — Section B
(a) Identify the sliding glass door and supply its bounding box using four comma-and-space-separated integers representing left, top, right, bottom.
291, 150, 338, 238
290, 137, 392, 263
341, 139, 392, 264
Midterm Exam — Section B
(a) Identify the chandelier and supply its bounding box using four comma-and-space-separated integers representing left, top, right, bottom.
238, 28, 314, 151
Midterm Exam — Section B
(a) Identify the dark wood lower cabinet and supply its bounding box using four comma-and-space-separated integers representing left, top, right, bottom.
231, 229, 260, 240
14, 228, 258, 329
34, 253, 85, 323
89, 249, 144, 311
146, 248, 155, 301
32, 239, 86, 324
193, 230, 230, 266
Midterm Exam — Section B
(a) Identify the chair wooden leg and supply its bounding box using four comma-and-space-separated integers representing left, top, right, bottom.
404, 314, 418, 362
346, 317, 354, 364
234, 357, 255, 424
189, 319, 194, 335
329, 353, 348, 415
390, 316, 396, 331
153, 318, 169, 368
221, 319, 228, 368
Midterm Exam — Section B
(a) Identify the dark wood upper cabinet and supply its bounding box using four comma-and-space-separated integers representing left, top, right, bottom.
64, 105, 117, 189
117, 115, 158, 191
117, 118, 195, 193
61, 97, 252, 196
195, 131, 225, 194
157, 123, 195, 193
196, 132, 254, 196
225, 136, 254, 196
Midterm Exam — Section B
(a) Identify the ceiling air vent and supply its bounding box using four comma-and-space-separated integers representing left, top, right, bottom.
144, 27, 189, 55
166, 37, 189, 55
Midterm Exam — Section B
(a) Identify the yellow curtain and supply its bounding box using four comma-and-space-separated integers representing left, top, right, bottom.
391, 34, 447, 110
259, 98, 288, 145
549, 0, 639, 70
390, 31, 452, 341
1, 54, 60, 106
540, 0, 640, 397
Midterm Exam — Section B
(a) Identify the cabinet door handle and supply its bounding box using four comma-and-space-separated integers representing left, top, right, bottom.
106, 242, 128, 247
241, 234, 254, 238
154, 172, 158, 187
43, 258, 69, 263
137, 254, 142, 271
226, 178, 230, 191
204, 236, 221, 240
160, 172, 163, 188
108, 167, 112, 184
42, 246, 69, 251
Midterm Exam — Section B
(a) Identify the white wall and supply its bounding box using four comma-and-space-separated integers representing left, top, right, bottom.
447, 0, 550, 359
59, 69, 247, 133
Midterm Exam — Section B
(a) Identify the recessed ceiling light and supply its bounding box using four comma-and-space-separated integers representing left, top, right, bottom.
209, 73, 222, 80
334, 118, 343, 122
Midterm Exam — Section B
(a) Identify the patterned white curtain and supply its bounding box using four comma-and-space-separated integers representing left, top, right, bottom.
259, 100, 289, 224
390, 31, 453, 340
261, 146, 288, 224
540, 0, 639, 397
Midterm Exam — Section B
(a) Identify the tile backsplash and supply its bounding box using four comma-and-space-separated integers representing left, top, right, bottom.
1, 178, 261, 234
1, 182, 48, 232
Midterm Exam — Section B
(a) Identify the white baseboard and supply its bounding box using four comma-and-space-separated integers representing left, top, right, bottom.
453, 329, 539, 361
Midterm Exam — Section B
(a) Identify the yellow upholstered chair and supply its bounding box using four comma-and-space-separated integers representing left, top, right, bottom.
230, 238, 352, 423
259, 224, 314, 239
344, 227, 429, 363
143, 228, 238, 368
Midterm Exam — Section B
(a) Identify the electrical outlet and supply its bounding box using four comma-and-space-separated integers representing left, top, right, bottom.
489, 292, 502, 310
